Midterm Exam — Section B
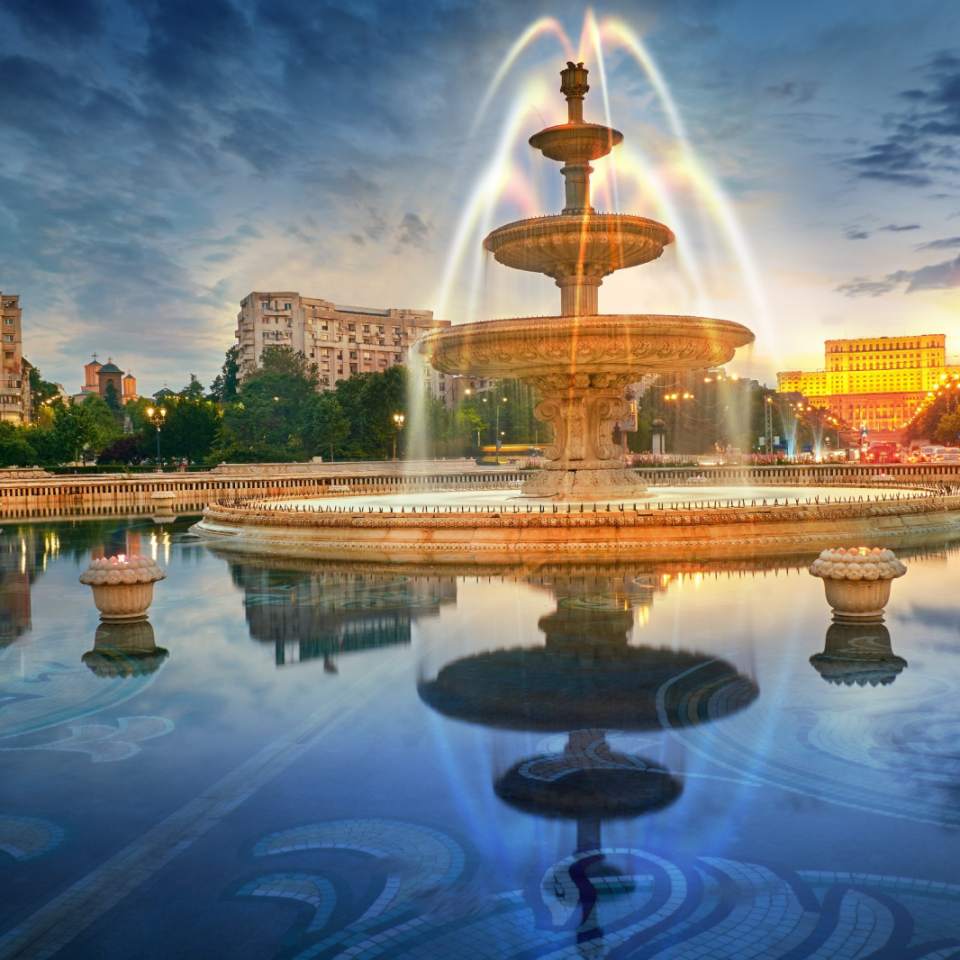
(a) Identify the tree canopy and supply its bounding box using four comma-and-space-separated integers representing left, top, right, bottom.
0, 345, 542, 468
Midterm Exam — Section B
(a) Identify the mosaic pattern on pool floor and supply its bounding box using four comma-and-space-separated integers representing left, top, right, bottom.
232, 818, 960, 959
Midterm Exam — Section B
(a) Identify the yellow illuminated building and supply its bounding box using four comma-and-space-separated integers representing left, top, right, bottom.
777, 335, 959, 438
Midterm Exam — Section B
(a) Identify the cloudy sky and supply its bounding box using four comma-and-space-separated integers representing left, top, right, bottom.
1, 0, 958, 394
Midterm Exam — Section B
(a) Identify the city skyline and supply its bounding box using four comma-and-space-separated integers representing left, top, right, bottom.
1, 0, 958, 394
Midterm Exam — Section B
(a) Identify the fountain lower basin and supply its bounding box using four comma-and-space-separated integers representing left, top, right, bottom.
192, 484, 960, 565
420, 314, 753, 380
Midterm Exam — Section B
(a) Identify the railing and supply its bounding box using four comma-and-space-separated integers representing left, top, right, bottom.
7, 460, 960, 517
0, 468, 525, 517
227, 484, 943, 517
633, 462, 960, 486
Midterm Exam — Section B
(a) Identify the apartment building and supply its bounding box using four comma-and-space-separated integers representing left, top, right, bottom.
0, 293, 30, 424
235, 292, 453, 403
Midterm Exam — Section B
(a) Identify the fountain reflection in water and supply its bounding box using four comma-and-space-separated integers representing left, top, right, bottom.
418, 571, 758, 937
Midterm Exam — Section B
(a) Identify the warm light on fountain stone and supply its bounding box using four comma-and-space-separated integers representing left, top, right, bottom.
80, 555, 166, 621
419, 61, 753, 499
809, 547, 906, 622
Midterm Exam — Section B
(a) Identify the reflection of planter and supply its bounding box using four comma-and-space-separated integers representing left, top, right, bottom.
809, 547, 906, 622
809, 622, 907, 687
82, 620, 169, 677
80, 556, 166, 622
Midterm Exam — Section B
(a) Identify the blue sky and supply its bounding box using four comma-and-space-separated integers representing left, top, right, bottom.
1, 0, 958, 393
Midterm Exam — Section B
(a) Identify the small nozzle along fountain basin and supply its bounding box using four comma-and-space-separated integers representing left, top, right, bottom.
419, 61, 753, 500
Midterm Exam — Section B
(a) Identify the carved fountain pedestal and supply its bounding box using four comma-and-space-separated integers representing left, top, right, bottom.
525, 371, 635, 498
423, 313, 752, 499
419, 61, 753, 499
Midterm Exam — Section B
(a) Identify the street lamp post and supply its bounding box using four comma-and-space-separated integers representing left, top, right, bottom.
392, 412, 405, 461
662, 391, 694, 453
480, 393, 509, 457
763, 396, 774, 453
145, 405, 167, 470
495, 395, 508, 454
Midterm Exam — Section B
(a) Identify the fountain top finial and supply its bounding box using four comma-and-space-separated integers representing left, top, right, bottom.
560, 61, 589, 123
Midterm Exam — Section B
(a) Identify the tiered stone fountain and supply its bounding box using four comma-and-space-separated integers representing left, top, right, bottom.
419, 61, 754, 499
193, 62, 960, 562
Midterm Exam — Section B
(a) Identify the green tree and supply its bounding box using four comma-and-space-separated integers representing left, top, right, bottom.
180, 374, 205, 400
933, 410, 960, 445
333, 366, 406, 459
209, 345, 241, 403
51, 401, 84, 463
23, 424, 61, 465
79, 394, 122, 455
0, 422, 37, 466
26, 361, 60, 414
97, 434, 149, 465
103, 380, 121, 412
455, 404, 486, 454
162, 396, 220, 462
304, 392, 350, 461
213, 346, 318, 461
50, 395, 121, 463
906, 392, 958, 443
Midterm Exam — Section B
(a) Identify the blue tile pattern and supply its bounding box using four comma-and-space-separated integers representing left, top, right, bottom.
236, 820, 960, 959
235, 873, 336, 934
0, 816, 64, 862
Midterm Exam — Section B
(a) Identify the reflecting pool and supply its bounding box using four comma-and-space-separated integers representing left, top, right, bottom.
2, 517, 960, 958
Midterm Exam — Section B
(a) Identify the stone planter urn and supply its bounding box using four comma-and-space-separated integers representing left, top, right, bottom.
809, 547, 906, 622
80, 555, 166, 622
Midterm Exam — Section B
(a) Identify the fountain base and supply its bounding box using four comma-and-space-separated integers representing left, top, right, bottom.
192, 484, 960, 565
521, 466, 647, 500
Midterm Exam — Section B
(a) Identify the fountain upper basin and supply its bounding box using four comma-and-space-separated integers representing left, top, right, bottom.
528, 121, 623, 162
419, 313, 755, 379
483, 214, 674, 279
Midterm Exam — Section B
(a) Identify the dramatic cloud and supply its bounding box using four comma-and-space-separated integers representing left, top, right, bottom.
765, 80, 818, 104
844, 223, 920, 240
848, 50, 960, 188
838, 254, 960, 297
0, 1, 957, 391
916, 235, 960, 250
397, 213, 430, 249
836, 277, 900, 298
4, 0, 103, 40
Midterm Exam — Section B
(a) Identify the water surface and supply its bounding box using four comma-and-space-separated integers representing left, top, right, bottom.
1, 517, 959, 958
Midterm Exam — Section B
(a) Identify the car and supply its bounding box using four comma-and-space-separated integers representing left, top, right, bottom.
864, 442, 901, 464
